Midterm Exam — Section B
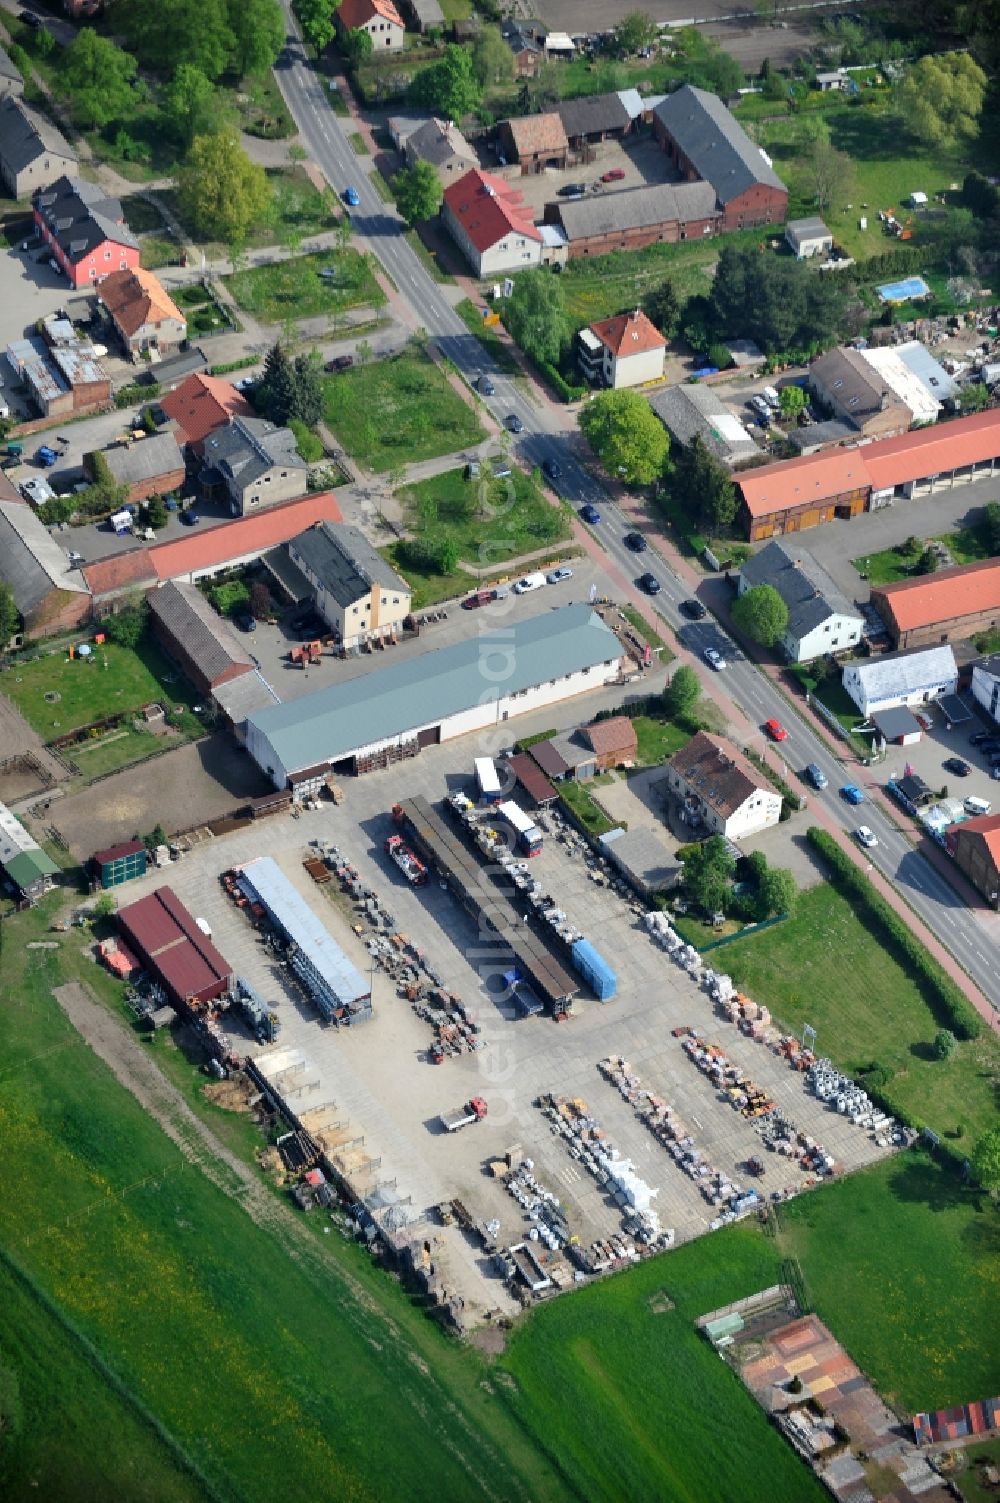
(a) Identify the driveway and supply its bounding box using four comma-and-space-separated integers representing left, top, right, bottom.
0, 241, 88, 355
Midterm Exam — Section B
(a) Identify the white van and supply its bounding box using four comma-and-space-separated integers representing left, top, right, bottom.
512, 571, 546, 595
963, 795, 992, 816
762, 385, 781, 409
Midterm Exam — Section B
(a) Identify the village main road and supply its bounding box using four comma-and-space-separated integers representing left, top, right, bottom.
272, 17, 1000, 1017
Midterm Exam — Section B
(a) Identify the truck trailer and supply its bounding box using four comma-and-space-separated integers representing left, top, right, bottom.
439, 1097, 488, 1132
496, 800, 543, 857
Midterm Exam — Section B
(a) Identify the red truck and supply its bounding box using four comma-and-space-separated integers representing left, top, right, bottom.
384, 833, 428, 885
439, 1098, 487, 1132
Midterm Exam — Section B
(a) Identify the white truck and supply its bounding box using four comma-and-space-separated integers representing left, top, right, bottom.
439, 1097, 488, 1132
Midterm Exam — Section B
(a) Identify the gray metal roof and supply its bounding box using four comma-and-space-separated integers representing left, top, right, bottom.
787, 418, 857, 454
100, 432, 184, 488
558, 180, 717, 241
648, 383, 758, 467
34, 175, 138, 261
212, 667, 281, 725
872, 705, 922, 740
0, 96, 74, 177
849, 644, 958, 701
248, 604, 621, 774
599, 825, 681, 894
237, 856, 369, 1005
739, 540, 862, 641
203, 417, 304, 495
557, 91, 631, 140
405, 117, 475, 170
148, 580, 254, 683
893, 338, 959, 402
404, 0, 445, 26
0, 499, 89, 615
653, 85, 785, 205
288, 522, 407, 609
785, 216, 831, 242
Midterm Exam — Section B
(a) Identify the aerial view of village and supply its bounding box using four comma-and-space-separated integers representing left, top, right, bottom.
0, 0, 997, 1496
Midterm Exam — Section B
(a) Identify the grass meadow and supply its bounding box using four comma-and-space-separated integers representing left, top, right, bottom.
323, 348, 485, 470
1, 640, 203, 741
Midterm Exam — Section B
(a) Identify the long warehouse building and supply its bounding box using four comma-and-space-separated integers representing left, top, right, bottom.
393, 795, 579, 1012
245, 604, 624, 786
236, 856, 371, 1024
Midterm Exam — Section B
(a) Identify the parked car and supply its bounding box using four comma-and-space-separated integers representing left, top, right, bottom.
762, 385, 781, 410
943, 756, 971, 777
237, 614, 256, 633
326, 354, 354, 372
623, 531, 647, 552
35, 445, 58, 467
513, 571, 546, 594
19, 10, 42, 26
546, 566, 573, 584
601, 167, 626, 182
840, 784, 865, 804
703, 647, 725, 671
505, 413, 524, 433
66, 550, 83, 566
180, 511, 199, 526
580, 503, 601, 524
343, 186, 360, 206
462, 588, 494, 610
639, 572, 661, 595
854, 825, 878, 848
491, 458, 512, 478
233, 375, 257, 391
969, 731, 991, 746
680, 598, 706, 619
764, 718, 788, 742
476, 374, 495, 396
557, 183, 586, 198
804, 762, 828, 789
542, 458, 562, 482
749, 395, 771, 420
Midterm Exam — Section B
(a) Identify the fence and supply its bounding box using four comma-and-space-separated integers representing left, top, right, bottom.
686, 911, 788, 954
806, 690, 852, 744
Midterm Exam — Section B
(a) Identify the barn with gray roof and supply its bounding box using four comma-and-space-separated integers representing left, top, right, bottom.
653, 84, 787, 229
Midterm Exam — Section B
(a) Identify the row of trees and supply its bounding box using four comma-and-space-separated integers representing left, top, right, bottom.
681, 835, 796, 921
116, 0, 284, 80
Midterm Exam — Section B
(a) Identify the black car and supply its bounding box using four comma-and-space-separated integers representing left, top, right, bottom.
557, 184, 586, 198
476, 375, 495, 396
237, 614, 257, 633
180, 511, 199, 526
505, 414, 524, 433
624, 531, 647, 552
542, 458, 562, 481
943, 757, 970, 777
19, 10, 41, 26
680, 598, 706, 619
980, 740, 1000, 756
639, 573, 661, 595
969, 731, 990, 746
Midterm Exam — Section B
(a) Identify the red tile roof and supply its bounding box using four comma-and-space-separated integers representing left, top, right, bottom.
739, 410, 1000, 519
443, 168, 541, 253
874, 557, 1000, 633
337, 0, 403, 28
83, 548, 157, 598
591, 310, 666, 359
93, 838, 145, 865
505, 112, 568, 158
582, 715, 638, 758
148, 491, 343, 581
160, 373, 253, 449
98, 267, 185, 338
956, 812, 1000, 864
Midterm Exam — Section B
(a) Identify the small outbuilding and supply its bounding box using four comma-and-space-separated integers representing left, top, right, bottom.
91, 838, 148, 890
581, 715, 638, 769
872, 705, 922, 745
785, 217, 833, 260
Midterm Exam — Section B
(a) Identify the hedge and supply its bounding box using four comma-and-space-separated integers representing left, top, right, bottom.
209, 356, 258, 376
538, 361, 586, 403
115, 379, 160, 409
806, 827, 982, 1040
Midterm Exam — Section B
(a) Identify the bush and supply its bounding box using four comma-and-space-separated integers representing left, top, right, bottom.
288, 418, 324, 463
806, 828, 983, 1040
115, 379, 160, 409
208, 579, 250, 618
539, 361, 586, 403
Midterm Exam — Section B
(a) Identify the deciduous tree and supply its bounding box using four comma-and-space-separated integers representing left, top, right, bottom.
897, 52, 987, 149
228, 0, 285, 76
0, 582, 20, 648
971, 1125, 1000, 1194
410, 44, 481, 119
120, 0, 234, 79
758, 866, 797, 917
579, 389, 669, 486
393, 160, 443, 225
682, 835, 735, 914
502, 268, 566, 367
59, 30, 142, 128
471, 25, 514, 86
612, 11, 657, 56
779, 385, 806, 419
670, 435, 736, 534
707, 243, 846, 355
642, 277, 681, 341
662, 664, 700, 720
731, 583, 788, 646
293, 0, 337, 55
178, 131, 271, 243
163, 65, 230, 148
341, 25, 374, 69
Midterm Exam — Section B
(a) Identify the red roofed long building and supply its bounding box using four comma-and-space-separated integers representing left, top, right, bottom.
442, 168, 542, 277
160, 372, 254, 456
736, 409, 1000, 540
335, 0, 404, 49
117, 885, 233, 1006
871, 558, 1000, 649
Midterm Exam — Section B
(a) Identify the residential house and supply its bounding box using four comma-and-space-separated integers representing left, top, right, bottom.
159, 372, 254, 457
647, 382, 759, 467
945, 815, 1000, 907
552, 179, 719, 258
285, 520, 411, 648
89, 432, 186, 504
33, 177, 140, 288
0, 96, 76, 198
0, 498, 91, 639
653, 85, 788, 231
577, 308, 666, 389
335, 0, 404, 50
97, 266, 187, 357
556, 91, 632, 149
403, 117, 477, 183
498, 113, 568, 175
665, 731, 782, 841
90, 838, 148, 891
842, 644, 958, 718
785, 217, 832, 259
148, 579, 256, 694
580, 715, 637, 769
736, 540, 863, 662
0, 43, 24, 99
202, 417, 308, 516
816, 70, 849, 91
971, 654, 1000, 725
501, 20, 543, 77
871, 559, 1000, 650
808, 346, 911, 439
0, 801, 58, 904
441, 168, 542, 276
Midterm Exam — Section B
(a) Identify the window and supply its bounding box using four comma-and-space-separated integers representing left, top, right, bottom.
104, 249, 111, 260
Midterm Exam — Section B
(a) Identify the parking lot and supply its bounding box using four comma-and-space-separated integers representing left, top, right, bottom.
484, 133, 684, 218
879, 698, 1000, 812
120, 730, 893, 1316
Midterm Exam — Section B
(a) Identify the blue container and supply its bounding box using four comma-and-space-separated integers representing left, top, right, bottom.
571, 938, 617, 1001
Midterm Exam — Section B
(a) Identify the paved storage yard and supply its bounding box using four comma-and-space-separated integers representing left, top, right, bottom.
123, 736, 894, 1314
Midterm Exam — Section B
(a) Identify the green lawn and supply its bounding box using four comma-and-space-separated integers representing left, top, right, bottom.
854, 514, 998, 586
163, 168, 335, 256
559, 778, 616, 836
853, 543, 922, 586
779, 1151, 1000, 1412
235, 73, 295, 140
404, 229, 455, 284
715, 883, 1000, 1144
323, 348, 485, 471
0, 897, 575, 1503
1, 640, 202, 742
499, 1223, 826, 1503
348, 130, 369, 155
224, 248, 384, 323
631, 715, 689, 766
456, 298, 522, 374
397, 464, 571, 565
139, 234, 179, 271
64, 725, 168, 783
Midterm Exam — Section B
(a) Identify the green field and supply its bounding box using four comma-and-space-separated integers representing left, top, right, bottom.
559, 777, 616, 836
555, 229, 765, 328
714, 883, 999, 1144
0, 897, 574, 1503
1, 640, 202, 742
324, 348, 485, 470
224, 248, 384, 323
499, 1224, 826, 1503
398, 464, 571, 565
631, 714, 689, 766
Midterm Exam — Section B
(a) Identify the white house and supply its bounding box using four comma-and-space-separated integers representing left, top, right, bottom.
785, 217, 833, 260
738, 540, 863, 663
971, 654, 1000, 725
335, 0, 405, 50
843, 644, 958, 718
441, 168, 542, 277
577, 309, 666, 390
665, 731, 782, 842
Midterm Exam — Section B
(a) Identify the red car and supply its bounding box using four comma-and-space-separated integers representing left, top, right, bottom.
601, 167, 626, 183
764, 718, 789, 742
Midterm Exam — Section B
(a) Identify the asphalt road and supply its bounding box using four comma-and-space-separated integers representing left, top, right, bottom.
273, 16, 1000, 1016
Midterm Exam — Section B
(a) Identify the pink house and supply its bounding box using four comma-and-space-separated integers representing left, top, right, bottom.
33, 176, 140, 289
